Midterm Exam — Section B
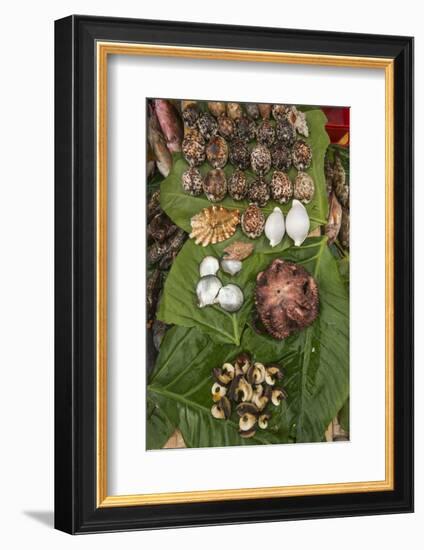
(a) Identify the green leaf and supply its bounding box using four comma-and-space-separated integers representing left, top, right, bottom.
147, 326, 289, 449
146, 393, 176, 450
160, 109, 329, 232
338, 399, 350, 432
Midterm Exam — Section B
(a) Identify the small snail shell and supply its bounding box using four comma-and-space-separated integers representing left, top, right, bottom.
221, 259, 242, 276
285, 200, 310, 247
199, 256, 219, 277
196, 275, 222, 308
265, 207, 285, 247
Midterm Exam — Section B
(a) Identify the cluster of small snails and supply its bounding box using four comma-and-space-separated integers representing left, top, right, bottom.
180, 101, 315, 207
211, 352, 286, 439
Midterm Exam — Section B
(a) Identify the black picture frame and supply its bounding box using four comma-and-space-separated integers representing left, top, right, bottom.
55, 15, 414, 534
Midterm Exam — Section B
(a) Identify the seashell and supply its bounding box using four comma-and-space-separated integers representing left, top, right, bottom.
197, 112, 218, 140
199, 256, 219, 277
229, 139, 250, 170
223, 241, 254, 261
221, 259, 242, 276
270, 171, 293, 204
250, 145, 272, 175
182, 104, 200, 128
339, 207, 350, 250
285, 199, 310, 246
241, 204, 265, 239
208, 102, 226, 118
293, 171, 315, 204
196, 275, 222, 308
217, 284, 244, 312
217, 115, 235, 141
227, 102, 243, 120
184, 126, 205, 144
247, 176, 270, 207
265, 207, 285, 247
182, 138, 206, 166
257, 120, 275, 147
292, 140, 312, 171
271, 142, 292, 171
228, 170, 248, 201
258, 103, 271, 120
245, 103, 260, 120
203, 169, 227, 202
190, 206, 240, 247
181, 167, 203, 196
234, 116, 256, 142
276, 119, 296, 146
272, 104, 289, 121
206, 135, 228, 168
286, 106, 309, 137
333, 154, 349, 208
325, 192, 342, 245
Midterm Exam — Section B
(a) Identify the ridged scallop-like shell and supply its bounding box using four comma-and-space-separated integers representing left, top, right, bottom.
190, 206, 240, 247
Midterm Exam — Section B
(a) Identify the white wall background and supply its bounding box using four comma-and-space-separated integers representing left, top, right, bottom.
0, 0, 420, 547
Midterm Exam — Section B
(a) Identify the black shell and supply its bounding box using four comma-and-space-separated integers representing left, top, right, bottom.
182, 104, 200, 128
203, 169, 227, 202
250, 145, 272, 175
197, 112, 218, 140
271, 142, 292, 171
206, 135, 228, 168
247, 176, 270, 206
229, 139, 250, 170
257, 120, 276, 147
241, 204, 265, 239
181, 167, 203, 196
270, 171, 293, 204
217, 115, 235, 141
292, 140, 312, 171
234, 116, 256, 142
276, 119, 296, 146
182, 138, 206, 167
228, 170, 248, 200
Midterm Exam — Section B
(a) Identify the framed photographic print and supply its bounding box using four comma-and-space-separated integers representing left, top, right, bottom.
54, 15, 414, 533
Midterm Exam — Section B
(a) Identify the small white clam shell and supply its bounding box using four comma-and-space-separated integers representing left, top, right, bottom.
199, 256, 219, 277
221, 258, 242, 276
217, 284, 244, 312
196, 275, 222, 308
285, 199, 310, 246
264, 207, 285, 247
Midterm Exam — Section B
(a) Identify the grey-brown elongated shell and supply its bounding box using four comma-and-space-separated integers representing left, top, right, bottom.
272, 104, 289, 121
182, 104, 200, 128
258, 103, 271, 120
255, 259, 319, 340
292, 140, 312, 171
229, 139, 250, 170
234, 116, 256, 142
228, 170, 248, 201
182, 138, 206, 167
293, 171, 315, 203
241, 204, 265, 239
181, 167, 203, 196
207, 102, 226, 118
227, 102, 243, 120
276, 119, 296, 146
270, 171, 293, 204
197, 112, 218, 141
247, 176, 270, 207
271, 142, 292, 171
203, 169, 227, 202
257, 120, 276, 147
245, 103, 260, 119
217, 115, 235, 141
250, 145, 272, 175
206, 135, 228, 169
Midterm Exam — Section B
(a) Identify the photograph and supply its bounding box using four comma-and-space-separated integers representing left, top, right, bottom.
146, 98, 350, 450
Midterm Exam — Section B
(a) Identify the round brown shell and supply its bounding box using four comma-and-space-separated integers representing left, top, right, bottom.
255, 259, 319, 339
228, 170, 248, 201
293, 171, 315, 203
217, 115, 235, 141
271, 142, 292, 171
292, 140, 312, 171
229, 139, 250, 170
206, 135, 229, 168
247, 176, 270, 207
181, 167, 203, 196
203, 169, 227, 202
197, 112, 218, 140
234, 116, 256, 142
270, 171, 293, 204
257, 120, 276, 147
250, 145, 272, 175
208, 102, 226, 118
276, 119, 296, 146
241, 204, 265, 239
182, 104, 200, 128
182, 138, 206, 166
272, 104, 289, 121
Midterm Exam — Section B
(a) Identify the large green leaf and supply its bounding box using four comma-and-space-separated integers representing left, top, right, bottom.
150, 237, 349, 447
160, 109, 329, 232
147, 326, 289, 449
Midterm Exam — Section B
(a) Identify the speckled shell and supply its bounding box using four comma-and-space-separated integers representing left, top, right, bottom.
292, 140, 312, 171
270, 171, 293, 204
293, 172, 315, 204
286, 106, 309, 137
271, 142, 292, 171
228, 170, 248, 200
208, 102, 226, 118
184, 126, 205, 144
227, 102, 243, 120
229, 139, 250, 170
197, 112, 218, 140
245, 103, 260, 120
276, 119, 296, 146
181, 167, 203, 196
241, 204, 265, 239
257, 120, 276, 147
217, 115, 235, 141
190, 206, 240, 246
247, 176, 270, 207
182, 104, 200, 128
234, 116, 256, 142
272, 104, 289, 121
250, 145, 272, 175
182, 138, 206, 166
206, 136, 229, 168
203, 169, 227, 202
258, 104, 271, 120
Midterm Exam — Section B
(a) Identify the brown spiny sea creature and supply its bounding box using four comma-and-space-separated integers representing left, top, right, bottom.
255, 259, 319, 339
190, 206, 240, 246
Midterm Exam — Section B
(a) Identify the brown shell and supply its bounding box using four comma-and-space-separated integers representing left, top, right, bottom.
258, 103, 271, 120
293, 171, 315, 203
272, 104, 289, 121
255, 259, 319, 339
208, 102, 226, 118
181, 167, 203, 196
203, 169, 227, 202
206, 135, 228, 168
245, 103, 260, 120
228, 170, 248, 201
257, 120, 276, 147
270, 171, 293, 204
271, 142, 292, 171
190, 206, 240, 247
247, 176, 270, 206
217, 115, 235, 141
241, 204, 265, 239
223, 241, 255, 261
227, 102, 243, 120
182, 138, 206, 166
250, 145, 272, 175
292, 140, 312, 171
